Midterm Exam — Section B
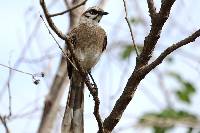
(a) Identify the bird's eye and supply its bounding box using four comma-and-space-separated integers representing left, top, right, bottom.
89, 9, 97, 15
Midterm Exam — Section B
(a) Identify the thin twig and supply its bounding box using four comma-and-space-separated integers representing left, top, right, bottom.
40, 15, 78, 71
0, 63, 34, 76
122, 0, 139, 56
49, 0, 88, 17
0, 63, 44, 85
88, 72, 97, 87
0, 115, 10, 133
0, 19, 41, 101
8, 56, 12, 117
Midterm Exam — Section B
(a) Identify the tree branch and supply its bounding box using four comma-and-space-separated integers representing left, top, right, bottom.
142, 29, 200, 75
147, 0, 157, 19
40, 15, 78, 71
0, 115, 10, 133
102, 1, 182, 132
137, 0, 176, 68
122, 0, 139, 56
40, 0, 66, 40
49, 0, 88, 17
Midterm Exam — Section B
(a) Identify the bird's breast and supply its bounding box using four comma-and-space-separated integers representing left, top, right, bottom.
73, 23, 106, 70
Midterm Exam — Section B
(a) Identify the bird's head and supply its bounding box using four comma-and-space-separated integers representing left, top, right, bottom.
81, 6, 108, 23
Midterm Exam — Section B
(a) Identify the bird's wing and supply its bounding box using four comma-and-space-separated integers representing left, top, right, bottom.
102, 35, 107, 52
66, 30, 78, 79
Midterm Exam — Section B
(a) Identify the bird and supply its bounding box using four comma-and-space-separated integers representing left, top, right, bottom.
61, 6, 108, 133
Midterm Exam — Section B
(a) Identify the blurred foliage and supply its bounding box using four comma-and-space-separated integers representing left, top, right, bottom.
138, 72, 198, 133
165, 56, 174, 63
168, 72, 196, 104
130, 17, 143, 25
120, 44, 143, 60
139, 108, 198, 133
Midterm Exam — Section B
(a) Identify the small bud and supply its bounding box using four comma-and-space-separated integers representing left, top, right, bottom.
33, 79, 40, 85
41, 72, 45, 77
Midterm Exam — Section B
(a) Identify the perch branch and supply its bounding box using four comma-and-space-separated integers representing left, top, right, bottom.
40, 15, 78, 71
65, 38, 104, 132
40, 0, 66, 40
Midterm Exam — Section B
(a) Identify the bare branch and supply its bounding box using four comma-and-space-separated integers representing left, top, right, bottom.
0, 63, 43, 78
102, 1, 186, 132
122, 0, 139, 56
0, 115, 10, 133
40, 15, 78, 71
7, 57, 12, 117
137, 0, 176, 68
147, 0, 157, 19
0, 19, 41, 100
49, 0, 88, 17
40, 0, 66, 40
142, 29, 200, 75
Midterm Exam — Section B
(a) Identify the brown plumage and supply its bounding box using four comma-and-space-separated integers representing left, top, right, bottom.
62, 6, 108, 133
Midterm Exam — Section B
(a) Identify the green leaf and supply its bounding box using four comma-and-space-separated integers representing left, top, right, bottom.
159, 108, 177, 118
184, 82, 196, 94
130, 17, 143, 24
121, 45, 134, 59
120, 45, 143, 60
168, 72, 196, 104
168, 72, 182, 82
154, 127, 168, 133
187, 127, 193, 133
175, 82, 196, 104
176, 90, 191, 103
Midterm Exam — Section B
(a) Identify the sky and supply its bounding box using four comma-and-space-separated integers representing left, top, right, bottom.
0, 0, 200, 133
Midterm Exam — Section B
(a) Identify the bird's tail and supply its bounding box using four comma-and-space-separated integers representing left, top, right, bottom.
62, 71, 84, 133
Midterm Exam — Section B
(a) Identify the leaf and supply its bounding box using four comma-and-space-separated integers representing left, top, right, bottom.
121, 45, 134, 59
184, 82, 196, 94
168, 72, 182, 82
154, 127, 168, 133
168, 72, 196, 104
120, 45, 143, 60
176, 90, 191, 103
130, 17, 143, 24
175, 82, 196, 104
187, 127, 193, 133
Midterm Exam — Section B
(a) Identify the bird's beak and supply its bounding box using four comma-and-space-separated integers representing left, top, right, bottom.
101, 11, 109, 15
